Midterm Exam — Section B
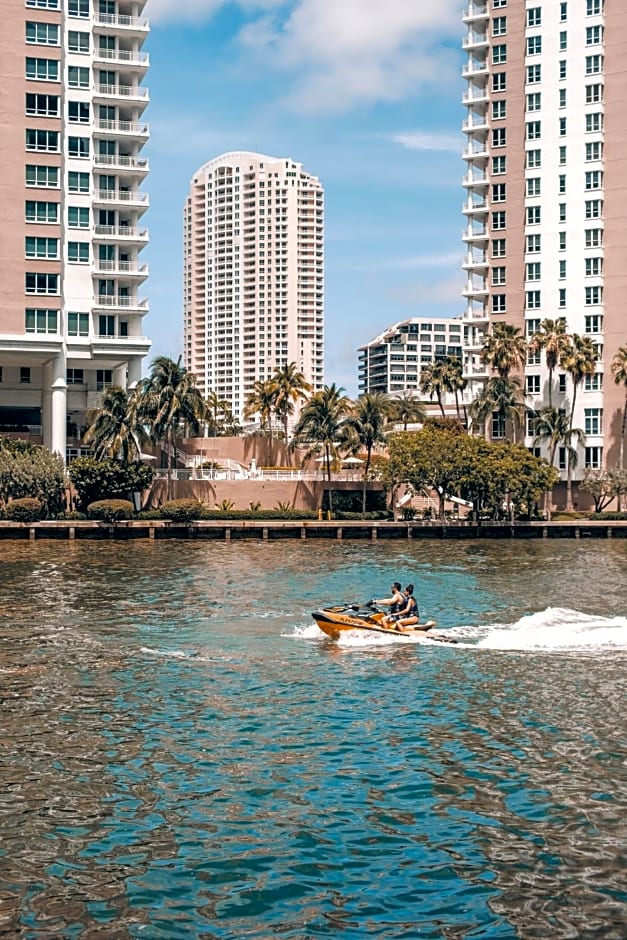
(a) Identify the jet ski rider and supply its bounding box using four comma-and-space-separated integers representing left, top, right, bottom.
372, 583, 404, 624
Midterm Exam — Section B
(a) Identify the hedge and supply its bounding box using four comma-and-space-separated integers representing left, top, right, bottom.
87, 499, 134, 522
5, 497, 44, 522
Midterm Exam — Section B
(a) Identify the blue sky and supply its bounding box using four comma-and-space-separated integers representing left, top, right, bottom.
143, 0, 466, 394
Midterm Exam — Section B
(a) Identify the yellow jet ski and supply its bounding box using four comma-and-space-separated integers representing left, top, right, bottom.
311, 603, 449, 641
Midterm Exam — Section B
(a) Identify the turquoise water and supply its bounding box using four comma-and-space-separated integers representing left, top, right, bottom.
1, 540, 626, 938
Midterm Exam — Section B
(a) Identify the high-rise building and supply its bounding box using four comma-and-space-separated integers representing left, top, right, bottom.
183, 152, 324, 425
358, 316, 463, 397
461, 0, 625, 470
0, 0, 151, 461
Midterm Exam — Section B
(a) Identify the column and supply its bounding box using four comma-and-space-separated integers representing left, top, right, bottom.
113, 364, 127, 388
41, 361, 52, 449
50, 352, 67, 460
127, 357, 143, 388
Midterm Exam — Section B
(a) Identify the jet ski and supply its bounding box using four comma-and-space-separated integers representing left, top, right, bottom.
311, 603, 455, 643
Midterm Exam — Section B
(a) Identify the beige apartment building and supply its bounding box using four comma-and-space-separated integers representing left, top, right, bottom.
462, 0, 626, 471
183, 152, 324, 426
0, 0, 151, 461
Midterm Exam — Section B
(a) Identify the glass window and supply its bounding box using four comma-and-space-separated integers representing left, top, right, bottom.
560, 2, 568, 21
586, 113, 604, 132
492, 266, 506, 286
586, 142, 603, 161
526, 263, 541, 281
25, 165, 59, 188
585, 313, 603, 332
526, 92, 541, 112
68, 242, 89, 263
526, 206, 541, 225
526, 234, 541, 253
526, 290, 541, 309
68, 206, 89, 227
26, 129, 59, 152
68, 136, 90, 158
492, 156, 506, 175
585, 200, 603, 219
25, 307, 58, 333
492, 128, 506, 147
68, 311, 89, 336
559, 31, 567, 51
492, 239, 506, 258
67, 369, 85, 385
25, 93, 59, 117
493, 72, 507, 92
527, 64, 541, 84
68, 101, 90, 123
560, 232, 567, 250
68, 0, 90, 16
493, 44, 507, 64
26, 22, 59, 45
585, 228, 603, 247
492, 100, 506, 120
585, 286, 603, 305
493, 16, 507, 35
586, 0, 603, 13
68, 171, 90, 193
527, 7, 541, 26
586, 26, 604, 45
526, 177, 541, 196
584, 409, 602, 436
21, 367, 31, 384
25, 236, 58, 258
526, 149, 541, 168
492, 295, 506, 313
585, 84, 603, 104
25, 57, 59, 81
25, 272, 58, 294
586, 55, 604, 75
559, 60, 567, 80
492, 211, 506, 230
492, 183, 506, 202
559, 260, 566, 280
68, 66, 90, 88
526, 375, 541, 395
26, 0, 60, 7
527, 36, 542, 56
25, 200, 58, 222
68, 31, 89, 53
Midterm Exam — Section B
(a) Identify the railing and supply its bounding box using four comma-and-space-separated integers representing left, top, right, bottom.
94, 261, 148, 274
154, 469, 365, 483
97, 84, 149, 99
464, 3, 488, 18
96, 295, 148, 308
96, 189, 149, 203
97, 119, 149, 135
94, 13, 149, 29
94, 48, 149, 65
94, 155, 149, 170
94, 225, 148, 238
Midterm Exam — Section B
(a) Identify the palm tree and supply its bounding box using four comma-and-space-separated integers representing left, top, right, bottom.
443, 355, 468, 424
243, 379, 277, 440
528, 318, 570, 407
560, 334, 598, 510
611, 344, 627, 510
419, 360, 447, 418
342, 392, 391, 516
470, 375, 527, 444
481, 322, 527, 378
205, 390, 231, 437
138, 356, 206, 500
271, 362, 312, 443
532, 407, 584, 518
291, 383, 352, 513
83, 385, 147, 462
389, 390, 426, 431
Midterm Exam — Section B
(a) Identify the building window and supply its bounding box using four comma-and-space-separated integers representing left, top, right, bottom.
526, 263, 541, 281
20, 367, 31, 384
526, 234, 541, 253
585, 373, 602, 392
585, 258, 603, 278
492, 238, 506, 258
560, 2, 568, 20
585, 314, 603, 334
526, 290, 541, 309
526, 92, 541, 112
559, 146, 567, 165
493, 44, 507, 65
493, 16, 507, 35
26, 21, 59, 44
25, 200, 58, 223
586, 0, 603, 13
492, 155, 506, 175
585, 286, 603, 306
492, 183, 506, 202
68, 206, 89, 228
586, 113, 604, 133
68, 0, 90, 16
526, 177, 541, 197
526, 149, 541, 168
559, 60, 567, 80
25, 272, 58, 294
558, 174, 566, 194
25, 164, 58, 188
526, 36, 542, 56
25, 93, 59, 117
559, 203, 567, 223
526, 206, 541, 225
559, 289, 567, 308
67, 369, 85, 385
26, 128, 59, 152
492, 414, 505, 439
493, 0, 507, 7
526, 64, 541, 84
493, 72, 507, 92
586, 84, 603, 104
559, 89, 567, 109
585, 228, 603, 248
527, 349, 541, 367
586, 26, 604, 45
559, 260, 566, 280
68, 65, 90, 88
68, 311, 89, 336
492, 295, 507, 314
526, 319, 541, 338
559, 117, 567, 137
526, 375, 541, 395
26, 0, 60, 7
25, 57, 59, 81
68, 136, 90, 158
68, 171, 90, 193
586, 55, 604, 75
492, 211, 506, 231
585, 200, 603, 219
559, 31, 567, 51
559, 232, 567, 250
492, 128, 506, 147
492, 100, 507, 120
68, 242, 89, 263
68, 31, 89, 53
25, 236, 58, 259
585, 447, 602, 469
526, 121, 541, 140
493, 267, 506, 286
586, 142, 603, 162
585, 170, 603, 191
25, 307, 58, 333
68, 101, 90, 123
96, 369, 113, 391
527, 7, 541, 26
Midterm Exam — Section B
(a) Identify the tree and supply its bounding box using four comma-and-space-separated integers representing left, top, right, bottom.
271, 362, 312, 443
205, 390, 232, 437
83, 385, 147, 462
531, 407, 584, 518
243, 379, 277, 440
68, 457, 154, 512
481, 322, 527, 379
419, 360, 447, 417
611, 344, 627, 509
528, 318, 570, 408
443, 356, 468, 424
137, 356, 206, 500
389, 390, 426, 431
342, 392, 391, 516
291, 384, 352, 513
0, 438, 66, 516
470, 375, 527, 444
560, 334, 598, 510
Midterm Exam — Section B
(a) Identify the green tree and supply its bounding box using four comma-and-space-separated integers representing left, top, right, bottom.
0, 438, 66, 516
389, 390, 426, 431
291, 383, 352, 513
419, 360, 447, 418
528, 318, 570, 408
83, 385, 147, 462
481, 322, 527, 379
531, 406, 584, 518
342, 392, 391, 517
443, 355, 468, 424
68, 457, 154, 511
560, 334, 598, 510
470, 375, 527, 444
611, 344, 627, 508
243, 379, 277, 440
205, 390, 232, 437
271, 361, 312, 443
138, 356, 206, 500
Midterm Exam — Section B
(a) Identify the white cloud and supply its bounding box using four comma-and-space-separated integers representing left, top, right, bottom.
146, 0, 285, 24
329, 251, 461, 273
391, 131, 461, 153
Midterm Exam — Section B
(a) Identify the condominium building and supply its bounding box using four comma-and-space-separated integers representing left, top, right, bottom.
0, 0, 151, 461
183, 152, 324, 424
358, 317, 463, 396
462, 0, 625, 470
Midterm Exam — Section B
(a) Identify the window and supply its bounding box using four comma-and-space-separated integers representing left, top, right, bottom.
25, 165, 58, 188
559, 260, 566, 280
586, 55, 603, 75
25, 57, 59, 81
559, 232, 567, 250
99, 314, 115, 336
584, 373, 602, 392
585, 170, 603, 190
527, 349, 541, 367
526, 290, 541, 309
68, 0, 90, 16
586, 0, 603, 12
526, 177, 541, 197
527, 36, 542, 56
25, 272, 58, 294
527, 7, 541, 26
526, 206, 541, 225
526, 149, 541, 168
68, 171, 90, 193
559, 117, 567, 137
586, 84, 603, 104
26, 22, 59, 45
25, 236, 58, 258
586, 113, 603, 132
585, 199, 603, 219
68, 206, 89, 228
492, 100, 507, 120
526, 92, 541, 112
25, 307, 58, 333
585, 314, 603, 333
97, 369, 113, 391
68, 311, 89, 336
68, 65, 90, 88
493, 45, 507, 64
526, 234, 541, 253
527, 64, 541, 84
492, 155, 506, 175
68, 136, 90, 158
492, 183, 506, 202
492, 414, 506, 439
493, 16, 507, 35
492, 295, 506, 313
559, 146, 567, 166
585, 228, 603, 247
25, 200, 58, 223
492, 211, 506, 230
526, 262, 541, 281
559, 89, 567, 109
25, 93, 59, 117
560, 2, 568, 21
526, 319, 541, 338
526, 375, 541, 395
559, 288, 567, 308
492, 128, 506, 147
526, 121, 541, 140
492, 266, 506, 286
68, 31, 89, 53
67, 369, 85, 385
26, 0, 60, 7
493, 72, 507, 92
586, 142, 603, 162
586, 26, 603, 45
558, 447, 567, 471
68, 101, 90, 123
492, 238, 506, 258
21, 368, 31, 384
559, 31, 567, 51
585, 409, 602, 436
558, 175, 566, 194
559, 60, 567, 80
493, 0, 507, 7
26, 128, 59, 152
68, 242, 89, 263
558, 376, 567, 395
559, 203, 567, 223
585, 286, 603, 305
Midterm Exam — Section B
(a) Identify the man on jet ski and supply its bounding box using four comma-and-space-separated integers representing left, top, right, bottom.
371, 583, 404, 623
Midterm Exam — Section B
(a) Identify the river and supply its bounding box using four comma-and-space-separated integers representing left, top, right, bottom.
1, 539, 626, 939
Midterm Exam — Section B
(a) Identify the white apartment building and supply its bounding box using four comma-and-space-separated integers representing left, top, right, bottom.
183, 152, 324, 425
0, 0, 151, 461
358, 317, 464, 398
462, 0, 625, 471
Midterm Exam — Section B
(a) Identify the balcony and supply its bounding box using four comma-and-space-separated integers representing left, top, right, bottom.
462, 278, 489, 298
462, 59, 488, 78
94, 13, 149, 36
463, 251, 488, 271
94, 295, 149, 313
96, 119, 149, 140
95, 83, 149, 105
462, 197, 488, 216
94, 261, 149, 280
462, 170, 488, 188
462, 114, 488, 134
462, 86, 489, 105
94, 189, 149, 209
462, 31, 489, 51
94, 224, 149, 244
462, 224, 488, 243
463, 2, 488, 22
462, 142, 489, 161
94, 154, 149, 175
93, 47, 149, 70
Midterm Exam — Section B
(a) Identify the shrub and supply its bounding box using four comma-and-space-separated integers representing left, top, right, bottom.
160, 499, 205, 522
63, 510, 87, 521
249, 501, 262, 511
87, 499, 134, 522
215, 498, 235, 512
0, 438, 66, 515
69, 458, 154, 511
136, 508, 163, 520
589, 511, 627, 521
5, 497, 44, 522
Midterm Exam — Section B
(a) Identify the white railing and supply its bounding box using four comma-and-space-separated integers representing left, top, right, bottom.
96, 189, 149, 203
96, 295, 148, 309
95, 13, 149, 29
94, 155, 149, 170
94, 261, 148, 275
97, 119, 149, 135
154, 469, 365, 483
94, 48, 149, 65
94, 225, 148, 239
97, 84, 149, 99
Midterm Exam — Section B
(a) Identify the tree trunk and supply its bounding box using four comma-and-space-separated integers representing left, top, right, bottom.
548, 366, 553, 408
566, 385, 578, 511
167, 427, 174, 501
618, 400, 627, 511
362, 449, 371, 518
437, 393, 445, 418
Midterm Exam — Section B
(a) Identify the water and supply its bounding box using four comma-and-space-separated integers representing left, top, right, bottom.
1, 539, 626, 939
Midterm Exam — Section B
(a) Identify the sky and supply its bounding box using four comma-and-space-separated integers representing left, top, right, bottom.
143, 0, 467, 394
